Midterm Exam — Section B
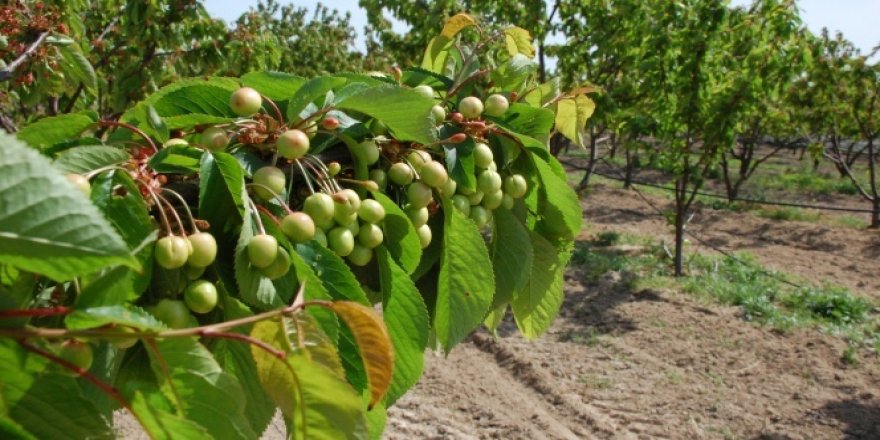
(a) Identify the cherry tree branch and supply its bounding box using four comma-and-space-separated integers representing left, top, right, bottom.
0, 32, 50, 83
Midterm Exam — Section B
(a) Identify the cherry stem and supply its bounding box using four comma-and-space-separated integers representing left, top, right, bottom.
156, 193, 188, 238
98, 120, 158, 154
0, 306, 71, 319
302, 156, 340, 192
139, 181, 173, 236
255, 205, 281, 226
18, 341, 138, 418
245, 183, 294, 214
292, 107, 333, 130
202, 330, 286, 360
247, 199, 267, 235
260, 94, 285, 125
294, 159, 318, 195
161, 188, 199, 232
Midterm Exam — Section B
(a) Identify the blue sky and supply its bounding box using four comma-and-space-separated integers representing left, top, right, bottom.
204, 0, 879, 57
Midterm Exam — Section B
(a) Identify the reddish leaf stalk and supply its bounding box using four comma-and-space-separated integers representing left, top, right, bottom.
0, 306, 71, 319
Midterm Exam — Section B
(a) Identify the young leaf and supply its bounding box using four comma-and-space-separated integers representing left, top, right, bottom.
241, 71, 305, 101
0, 132, 138, 281
435, 205, 495, 351
532, 153, 583, 241
129, 391, 211, 440
555, 94, 596, 146
149, 145, 203, 174
199, 152, 247, 232
286, 76, 347, 123
294, 242, 370, 305
330, 301, 394, 409
376, 247, 428, 405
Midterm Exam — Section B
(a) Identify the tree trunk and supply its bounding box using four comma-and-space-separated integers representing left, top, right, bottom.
577, 127, 598, 190
673, 198, 686, 277
624, 149, 635, 189
871, 197, 879, 228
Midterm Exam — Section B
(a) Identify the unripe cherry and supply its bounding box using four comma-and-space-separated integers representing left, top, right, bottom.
440, 176, 457, 197
184, 280, 218, 314
155, 235, 189, 269
484, 94, 510, 117
327, 162, 342, 176
328, 227, 355, 257
458, 96, 484, 119
187, 232, 218, 268
230, 87, 263, 116
358, 199, 385, 224
354, 140, 380, 165
388, 162, 415, 185
252, 166, 286, 200
303, 193, 335, 229
504, 174, 528, 198
416, 224, 432, 248
413, 84, 434, 99
478, 170, 502, 194
276, 129, 310, 159
358, 223, 384, 249
407, 150, 432, 171
470, 205, 491, 228
370, 169, 387, 190
501, 193, 515, 210
333, 189, 361, 216
201, 127, 228, 152
482, 190, 504, 210
474, 143, 494, 168
348, 244, 374, 267
452, 194, 472, 216
248, 234, 278, 269
467, 190, 484, 205
259, 247, 290, 280
405, 205, 429, 227
407, 182, 433, 208
431, 105, 446, 124
281, 212, 315, 243
419, 160, 449, 188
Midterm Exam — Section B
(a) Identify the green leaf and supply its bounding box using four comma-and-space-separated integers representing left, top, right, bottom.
521, 78, 561, 108
52, 145, 130, 174
330, 301, 394, 409
65, 305, 166, 331
336, 85, 437, 144
146, 338, 257, 440
147, 106, 170, 143
149, 145, 204, 174
504, 26, 535, 58
496, 103, 555, 142
75, 265, 134, 308
491, 208, 534, 308
490, 55, 537, 93
435, 205, 495, 351
555, 94, 596, 146
199, 151, 246, 233
0, 132, 138, 281
57, 44, 97, 88
213, 339, 276, 436
9, 374, 114, 439
369, 192, 421, 273
512, 234, 572, 338
129, 391, 211, 440
122, 77, 239, 137
376, 247, 428, 405
241, 71, 305, 101
286, 76, 347, 122
16, 113, 95, 151
251, 319, 368, 440
442, 134, 477, 192
421, 35, 454, 74
532, 153, 582, 240
294, 242, 370, 305
288, 250, 339, 342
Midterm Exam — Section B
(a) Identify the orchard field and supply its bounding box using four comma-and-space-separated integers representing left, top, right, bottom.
2, 1, 879, 439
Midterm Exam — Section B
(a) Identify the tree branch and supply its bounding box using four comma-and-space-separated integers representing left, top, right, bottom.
0, 32, 51, 83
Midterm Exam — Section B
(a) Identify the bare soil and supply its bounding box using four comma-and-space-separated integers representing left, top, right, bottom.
383, 184, 880, 440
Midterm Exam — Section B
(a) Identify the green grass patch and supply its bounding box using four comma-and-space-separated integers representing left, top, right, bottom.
569, 235, 880, 359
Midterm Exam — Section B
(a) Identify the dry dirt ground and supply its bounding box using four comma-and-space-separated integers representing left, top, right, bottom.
383, 184, 880, 440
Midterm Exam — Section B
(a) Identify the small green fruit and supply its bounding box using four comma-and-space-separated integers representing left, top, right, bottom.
452, 194, 472, 216
407, 150, 431, 171
184, 264, 206, 281
501, 193, 515, 210
259, 247, 290, 280
354, 140, 380, 165
478, 170, 502, 194
304, 193, 335, 229
419, 160, 448, 188
155, 236, 189, 269
458, 96, 484, 119
201, 127, 228, 152
184, 280, 218, 314
56, 340, 93, 374
388, 162, 415, 185
187, 232, 217, 268
230, 87, 263, 116
328, 227, 355, 257
484, 94, 509, 117
370, 169, 387, 190
431, 105, 446, 124
152, 299, 192, 329
252, 166, 286, 201
333, 189, 361, 216
416, 224, 432, 248
470, 205, 491, 228
281, 212, 315, 243
276, 129, 310, 159
248, 234, 278, 269
407, 182, 433, 208
413, 84, 435, 99
405, 205, 429, 227
474, 143, 494, 168
358, 199, 385, 224
358, 223, 384, 248
504, 174, 528, 198
482, 190, 504, 210
440, 176, 457, 197
348, 244, 374, 267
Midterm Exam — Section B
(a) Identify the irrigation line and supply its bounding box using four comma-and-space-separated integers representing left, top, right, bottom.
560, 158, 876, 214
594, 159, 806, 290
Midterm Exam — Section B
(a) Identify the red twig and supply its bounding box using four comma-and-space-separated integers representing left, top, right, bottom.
0, 306, 71, 319
255, 204, 281, 225
201, 330, 286, 360
98, 120, 158, 153
260, 94, 285, 126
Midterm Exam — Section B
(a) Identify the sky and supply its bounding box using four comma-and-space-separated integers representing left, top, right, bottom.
204, 0, 879, 58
